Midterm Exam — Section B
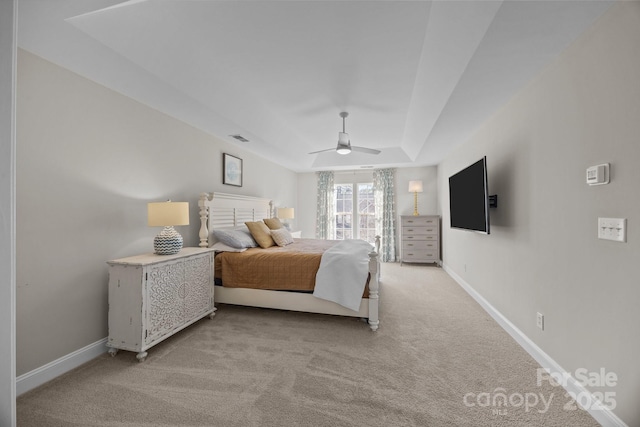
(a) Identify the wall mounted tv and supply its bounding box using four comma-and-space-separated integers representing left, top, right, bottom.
448, 156, 495, 234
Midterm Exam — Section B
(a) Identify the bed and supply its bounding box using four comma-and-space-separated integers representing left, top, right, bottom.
198, 192, 381, 331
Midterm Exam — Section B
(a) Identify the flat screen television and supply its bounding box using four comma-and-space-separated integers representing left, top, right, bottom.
449, 157, 491, 234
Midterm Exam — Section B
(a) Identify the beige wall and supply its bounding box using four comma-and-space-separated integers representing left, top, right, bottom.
16, 49, 297, 375
395, 167, 438, 217
296, 172, 317, 238
437, 2, 640, 425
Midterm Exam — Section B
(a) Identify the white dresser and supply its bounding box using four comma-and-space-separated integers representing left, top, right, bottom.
106, 247, 215, 362
400, 215, 440, 265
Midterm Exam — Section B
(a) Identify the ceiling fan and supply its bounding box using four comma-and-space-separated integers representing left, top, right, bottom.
309, 112, 381, 155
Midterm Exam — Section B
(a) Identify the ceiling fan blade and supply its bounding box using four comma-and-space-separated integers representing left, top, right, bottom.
351, 146, 381, 155
310, 113, 380, 156
308, 147, 337, 155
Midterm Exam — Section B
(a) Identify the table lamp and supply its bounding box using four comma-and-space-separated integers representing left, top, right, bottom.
277, 207, 295, 230
408, 180, 423, 216
148, 201, 190, 255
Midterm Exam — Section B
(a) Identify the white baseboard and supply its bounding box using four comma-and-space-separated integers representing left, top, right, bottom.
443, 263, 627, 427
16, 337, 108, 396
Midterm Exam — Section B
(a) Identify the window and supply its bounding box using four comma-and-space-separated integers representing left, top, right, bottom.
333, 183, 376, 244
335, 184, 353, 240
358, 183, 376, 244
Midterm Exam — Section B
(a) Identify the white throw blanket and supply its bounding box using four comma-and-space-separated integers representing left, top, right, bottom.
313, 239, 372, 311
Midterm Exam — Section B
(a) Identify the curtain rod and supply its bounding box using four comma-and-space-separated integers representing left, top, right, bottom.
333, 170, 375, 175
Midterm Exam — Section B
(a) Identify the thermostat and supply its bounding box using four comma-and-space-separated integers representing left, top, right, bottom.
586, 163, 609, 186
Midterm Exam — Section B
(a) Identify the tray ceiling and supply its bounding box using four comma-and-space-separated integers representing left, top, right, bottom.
18, 0, 612, 171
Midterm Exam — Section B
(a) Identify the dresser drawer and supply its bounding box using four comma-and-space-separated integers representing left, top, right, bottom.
402, 241, 439, 252
402, 226, 438, 236
402, 234, 437, 242
401, 216, 439, 227
401, 250, 439, 263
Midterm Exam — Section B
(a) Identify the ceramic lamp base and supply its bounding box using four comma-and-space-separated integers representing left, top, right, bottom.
154, 226, 183, 255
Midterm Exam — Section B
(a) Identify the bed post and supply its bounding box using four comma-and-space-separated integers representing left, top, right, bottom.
198, 192, 212, 248
367, 235, 381, 331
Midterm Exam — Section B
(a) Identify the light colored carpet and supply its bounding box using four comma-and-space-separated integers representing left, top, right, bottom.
17, 263, 599, 426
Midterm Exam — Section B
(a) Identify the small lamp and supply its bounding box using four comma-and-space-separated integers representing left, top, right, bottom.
277, 207, 295, 230
148, 201, 189, 255
408, 180, 423, 216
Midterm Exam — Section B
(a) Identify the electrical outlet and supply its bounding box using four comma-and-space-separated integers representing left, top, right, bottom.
536, 312, 544, 331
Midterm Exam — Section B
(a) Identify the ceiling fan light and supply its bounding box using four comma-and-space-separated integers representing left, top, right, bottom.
337, 131, 351, 154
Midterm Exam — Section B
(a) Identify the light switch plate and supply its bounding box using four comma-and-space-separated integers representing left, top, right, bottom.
598, 218, 626, 242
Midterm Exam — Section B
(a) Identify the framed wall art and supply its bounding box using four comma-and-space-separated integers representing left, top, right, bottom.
223, 153, 243, 187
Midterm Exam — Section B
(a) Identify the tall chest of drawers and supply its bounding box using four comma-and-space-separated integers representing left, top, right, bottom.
400, 215, 440, 265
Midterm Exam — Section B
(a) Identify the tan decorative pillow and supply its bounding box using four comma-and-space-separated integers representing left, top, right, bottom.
245, 221, 275, 248
271, 228, 294, 247
263, 217, 284, 230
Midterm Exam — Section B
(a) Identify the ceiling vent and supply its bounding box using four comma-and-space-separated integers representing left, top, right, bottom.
230, 134, 250, 143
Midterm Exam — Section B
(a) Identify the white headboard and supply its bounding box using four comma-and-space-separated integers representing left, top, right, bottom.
198, 192, 273, 247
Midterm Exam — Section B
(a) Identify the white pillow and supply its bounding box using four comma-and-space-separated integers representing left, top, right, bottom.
212, 228, 257, 249
211, 241, 247, 253
271, 228, 294, 247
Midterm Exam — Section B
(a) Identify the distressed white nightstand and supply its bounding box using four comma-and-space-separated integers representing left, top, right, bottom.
106, 247, 215, 362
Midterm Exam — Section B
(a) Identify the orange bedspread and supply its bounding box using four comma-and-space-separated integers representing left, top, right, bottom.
214, 238, 370, 296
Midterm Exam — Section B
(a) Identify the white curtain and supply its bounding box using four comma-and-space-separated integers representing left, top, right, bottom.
373, 168, 396, 262
315, 171, 335, 239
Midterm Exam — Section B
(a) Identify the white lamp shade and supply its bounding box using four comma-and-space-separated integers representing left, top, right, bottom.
277, 207, 295, 219
408, 180, 424, 193
148, 202, 190, 227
